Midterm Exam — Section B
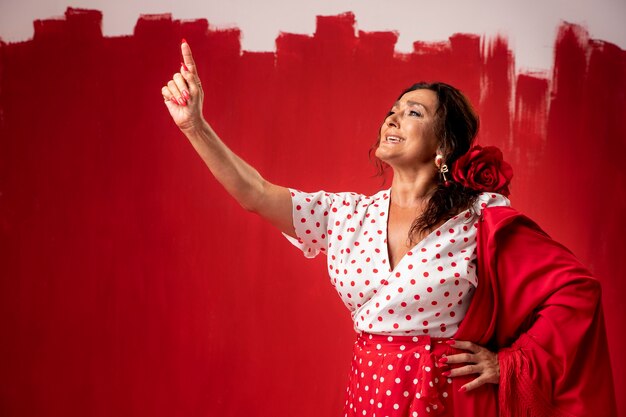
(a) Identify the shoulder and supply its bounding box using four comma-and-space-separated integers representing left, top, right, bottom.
288, 188, 383, 216
288, 188, 374, 201
476, 205, 598, 295
477, 205, 574, 263
468, 192, 523, 230
473, 192, 511, 212
479, 204, 548, 238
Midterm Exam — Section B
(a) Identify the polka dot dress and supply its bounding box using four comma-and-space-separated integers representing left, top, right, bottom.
345, 333, 461, 416
282, 189, 509, 415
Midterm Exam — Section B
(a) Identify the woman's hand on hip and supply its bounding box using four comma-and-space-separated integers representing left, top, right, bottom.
439, 340, 500, 392
161, 40, 205, 132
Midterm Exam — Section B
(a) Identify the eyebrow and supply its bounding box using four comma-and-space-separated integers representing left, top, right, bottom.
392, 100, 430, 114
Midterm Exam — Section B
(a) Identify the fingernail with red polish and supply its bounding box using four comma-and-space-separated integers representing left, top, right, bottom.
182, 90, 190, 100
459, 386, 467, 393
170, 97, 179, 105
181, 62, 189, 72
446, 340, 455, 345
442, 371, 451, 376
182, 38, 187, 45
439, 357, 448, 363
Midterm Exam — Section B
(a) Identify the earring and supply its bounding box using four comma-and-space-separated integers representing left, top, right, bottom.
435, 154, 451, 187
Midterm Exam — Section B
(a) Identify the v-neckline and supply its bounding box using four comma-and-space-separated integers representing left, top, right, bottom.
381, 188, 470, 273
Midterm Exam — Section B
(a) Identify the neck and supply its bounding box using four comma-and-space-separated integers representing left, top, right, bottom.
389, 169, 438, 208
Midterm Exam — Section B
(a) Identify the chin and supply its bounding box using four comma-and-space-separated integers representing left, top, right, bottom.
375, 145, 397, 163
374, 146, 387, 161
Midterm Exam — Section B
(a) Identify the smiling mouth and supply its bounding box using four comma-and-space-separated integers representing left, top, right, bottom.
385, 135, 405, 144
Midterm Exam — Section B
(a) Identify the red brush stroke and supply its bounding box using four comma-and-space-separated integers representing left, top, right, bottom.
0, 8, 624, 417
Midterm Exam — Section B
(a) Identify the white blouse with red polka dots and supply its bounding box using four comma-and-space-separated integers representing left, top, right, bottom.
283, 189, 510, 337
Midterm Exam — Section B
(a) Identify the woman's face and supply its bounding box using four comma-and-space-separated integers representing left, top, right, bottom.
375, 89, 440, 169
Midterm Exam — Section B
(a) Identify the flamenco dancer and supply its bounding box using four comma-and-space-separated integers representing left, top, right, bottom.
161, 40, 617, 416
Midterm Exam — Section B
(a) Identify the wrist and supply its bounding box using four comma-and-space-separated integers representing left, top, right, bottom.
181, 118, 210, 137
495, 352, 500, 379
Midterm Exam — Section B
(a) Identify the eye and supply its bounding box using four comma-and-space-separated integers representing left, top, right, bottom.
408, 110, 423, 117
387, 111, 395, 117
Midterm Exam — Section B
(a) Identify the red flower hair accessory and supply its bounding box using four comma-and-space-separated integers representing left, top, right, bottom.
451, 145, 513, 196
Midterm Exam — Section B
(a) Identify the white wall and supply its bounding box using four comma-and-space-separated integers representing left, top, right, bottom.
1, 0, 624, 72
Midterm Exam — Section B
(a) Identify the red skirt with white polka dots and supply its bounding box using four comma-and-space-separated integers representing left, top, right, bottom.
344, 333, 456, 417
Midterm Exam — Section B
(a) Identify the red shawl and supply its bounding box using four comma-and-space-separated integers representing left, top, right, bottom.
452, 206, 617, 416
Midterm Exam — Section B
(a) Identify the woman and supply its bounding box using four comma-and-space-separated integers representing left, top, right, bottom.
161, 40, 616, 416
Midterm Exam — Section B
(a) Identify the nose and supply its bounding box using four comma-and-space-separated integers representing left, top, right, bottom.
386, 113, 399, 129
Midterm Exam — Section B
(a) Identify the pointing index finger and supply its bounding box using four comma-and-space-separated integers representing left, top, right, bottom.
181, 40, 197, 74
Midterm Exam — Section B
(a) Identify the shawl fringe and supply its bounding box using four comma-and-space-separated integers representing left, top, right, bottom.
498, 346, 574, 417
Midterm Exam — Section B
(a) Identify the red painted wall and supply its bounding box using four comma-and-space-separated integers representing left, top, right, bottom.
0, 8, 624, 417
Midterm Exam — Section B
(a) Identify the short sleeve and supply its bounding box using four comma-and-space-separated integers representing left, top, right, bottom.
282, 189, 335, 259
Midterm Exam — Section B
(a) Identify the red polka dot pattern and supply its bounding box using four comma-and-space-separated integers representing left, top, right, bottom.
344, 333, 458, 416
284, 189, 510, 337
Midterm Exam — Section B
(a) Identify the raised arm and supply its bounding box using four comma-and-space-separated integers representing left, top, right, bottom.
161, 40, 295, 238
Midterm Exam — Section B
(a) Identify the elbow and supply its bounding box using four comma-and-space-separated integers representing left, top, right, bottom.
575, 275, 602, 311
241, 201, 259, 213
238, 191, 260, 212
583, 273, 602, 300
238, 180, 268, 213
590, 277, 602, 307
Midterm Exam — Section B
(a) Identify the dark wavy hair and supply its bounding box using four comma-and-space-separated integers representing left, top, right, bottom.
370, 82, 481, 244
